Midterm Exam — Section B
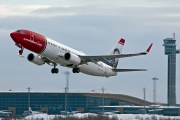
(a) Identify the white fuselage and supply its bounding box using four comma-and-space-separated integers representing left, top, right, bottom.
41, 37, 117, 77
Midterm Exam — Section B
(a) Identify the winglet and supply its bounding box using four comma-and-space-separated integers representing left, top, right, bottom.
146, 43, 153, 53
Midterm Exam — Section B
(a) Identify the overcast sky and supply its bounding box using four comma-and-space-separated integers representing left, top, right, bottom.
0, 0, 180, 104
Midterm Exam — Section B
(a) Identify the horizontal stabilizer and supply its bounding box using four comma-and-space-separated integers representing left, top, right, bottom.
113, 69, 147, 72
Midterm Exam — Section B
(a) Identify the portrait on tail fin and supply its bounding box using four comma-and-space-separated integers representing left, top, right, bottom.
111, 48, 120, 68
105, 38, 125, 68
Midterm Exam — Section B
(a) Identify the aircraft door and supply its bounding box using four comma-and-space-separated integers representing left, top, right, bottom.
30, 31, 34, 41
29, 31, 37, 50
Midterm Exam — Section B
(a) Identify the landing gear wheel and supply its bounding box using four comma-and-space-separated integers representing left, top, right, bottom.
76, 68, 80, 73
55, 68, 59, 73
51, 68, 55, 74
19, 50, 23, 56
72, 68, 76, 73
72, 68, 80, 73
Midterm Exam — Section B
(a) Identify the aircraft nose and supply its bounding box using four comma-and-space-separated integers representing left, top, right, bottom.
10, 32, 19, 43
10, 32, 16, 39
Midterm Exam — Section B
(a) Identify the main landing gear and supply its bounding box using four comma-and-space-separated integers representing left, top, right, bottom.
51, 68, 59, 74
51, 63, 59, 74
72, 68, 80, 73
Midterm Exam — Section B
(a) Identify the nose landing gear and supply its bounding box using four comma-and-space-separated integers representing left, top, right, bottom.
19, 49, 23, 56
16, 44, 24, 57
18, 48, 25, 57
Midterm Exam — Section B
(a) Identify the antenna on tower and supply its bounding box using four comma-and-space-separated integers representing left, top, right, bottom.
173, 33, 175, 39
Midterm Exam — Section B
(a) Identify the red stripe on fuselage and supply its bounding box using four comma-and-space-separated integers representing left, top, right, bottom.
10, 30, 47, 54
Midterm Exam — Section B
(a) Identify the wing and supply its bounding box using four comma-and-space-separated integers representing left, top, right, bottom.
78, 43, 153, 63
112, 69, 147, 72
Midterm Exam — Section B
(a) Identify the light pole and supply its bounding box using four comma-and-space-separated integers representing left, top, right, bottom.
64, 71, 69, 120
152, 77, 159, 104
27, 87, 31, 110
64, 71, 70, 93
101, 87, 105, 114
143, 87, 146, 114
64, 87, 68, 120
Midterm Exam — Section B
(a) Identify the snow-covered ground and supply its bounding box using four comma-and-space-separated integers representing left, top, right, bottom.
23, 113, 180, 120
1, 113, 180, 120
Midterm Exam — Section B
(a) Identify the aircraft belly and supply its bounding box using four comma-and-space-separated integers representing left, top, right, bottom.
79, 63, 107, 77
80, 62, 117, 77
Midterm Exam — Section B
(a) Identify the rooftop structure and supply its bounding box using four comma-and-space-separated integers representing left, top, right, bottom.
0, 92, 152, 117
0, 92, 180, 117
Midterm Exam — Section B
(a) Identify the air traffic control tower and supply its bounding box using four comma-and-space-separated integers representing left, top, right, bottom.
163, 34, 180, 106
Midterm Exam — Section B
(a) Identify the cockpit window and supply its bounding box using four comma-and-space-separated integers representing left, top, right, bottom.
16, 30, 26, 34
16, 30, 21, 32
20, 31, 25, 34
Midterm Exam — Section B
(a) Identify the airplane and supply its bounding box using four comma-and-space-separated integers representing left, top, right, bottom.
61, 107, 82, 115
23, 107, 46, 117
10, 29, 153, 77
98, 111, 120, 115
28, 107, 45, 115
0, 110, 12, 117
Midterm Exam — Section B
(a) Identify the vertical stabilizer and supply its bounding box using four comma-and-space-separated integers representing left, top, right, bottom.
28, 107, 32, 113
103, 38, 125, 68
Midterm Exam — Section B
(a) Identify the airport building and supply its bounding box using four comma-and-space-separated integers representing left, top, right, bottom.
0, 92, 180, 118
163, 35, 180, 106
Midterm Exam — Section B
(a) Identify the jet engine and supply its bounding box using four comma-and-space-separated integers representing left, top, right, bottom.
27, 53, 45, 66
64, 52, 81, 65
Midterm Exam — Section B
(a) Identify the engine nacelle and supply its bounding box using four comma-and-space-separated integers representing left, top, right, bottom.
27, 53, 45, 66
64, 52, 81, 65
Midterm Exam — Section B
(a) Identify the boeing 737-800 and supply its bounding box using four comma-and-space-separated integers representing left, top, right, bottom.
10, 29, 152, 77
